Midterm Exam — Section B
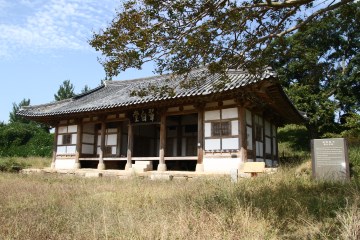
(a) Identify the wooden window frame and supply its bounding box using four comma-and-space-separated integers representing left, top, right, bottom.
62, 133, 72, 145
211, 121, 231, 137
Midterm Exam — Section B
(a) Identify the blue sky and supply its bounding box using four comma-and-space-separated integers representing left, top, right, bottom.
0, 0, 155, 123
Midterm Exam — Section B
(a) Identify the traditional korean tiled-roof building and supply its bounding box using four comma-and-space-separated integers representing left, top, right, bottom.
18, 67, 304, 173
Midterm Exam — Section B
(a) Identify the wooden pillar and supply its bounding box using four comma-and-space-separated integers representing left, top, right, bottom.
157, 113, 167, 171
97, 121, 106, 170
270, 122, 274, 165
274, 126, 279, 165
262, 116, 266, 163
74, 121, 82, 169
117, 123, 122, 157
177, 117, 182, 156
126, 122, 133, 170
252, 112, 257, 162
51, 126, 58, 169
196, 108, 204, 172
238, 106, 248, 165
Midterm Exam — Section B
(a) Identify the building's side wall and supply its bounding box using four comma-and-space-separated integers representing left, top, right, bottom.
55, 123, 77, 169
202, 101, 279, 173
203, 104, 242, 173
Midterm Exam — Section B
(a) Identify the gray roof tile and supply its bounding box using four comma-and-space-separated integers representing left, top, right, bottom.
18, 67, 278, 118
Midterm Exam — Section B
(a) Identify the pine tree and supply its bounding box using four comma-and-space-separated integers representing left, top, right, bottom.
54, 80, 75, 101
9, 98, 30, 124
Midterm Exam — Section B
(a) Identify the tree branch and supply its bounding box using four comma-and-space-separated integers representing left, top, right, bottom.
258, 0, 354, 41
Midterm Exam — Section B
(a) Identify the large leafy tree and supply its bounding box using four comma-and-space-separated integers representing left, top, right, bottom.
54, 80, 75, 101
90, 0, 353, 79
90, 0, 359, 137
267, 2, 360, 137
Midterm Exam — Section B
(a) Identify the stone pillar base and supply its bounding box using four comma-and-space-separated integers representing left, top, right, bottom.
97, 162, 105, 170
125, 163, 132, 171
195, 163, 204, 172
157, 163, 167, 171
74, 162, 81, 169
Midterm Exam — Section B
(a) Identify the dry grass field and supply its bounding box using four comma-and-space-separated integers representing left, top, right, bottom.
0, 165, 359, 239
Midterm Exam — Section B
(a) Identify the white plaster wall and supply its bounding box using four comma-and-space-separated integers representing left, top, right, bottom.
68, 125, 77, 133
111, 146, 117, 155
204, 123, 211, 137
204, 157, 242, 173
256, 142, 263, 157
57, 135, 63, 144
231, 120, 238, 135
55, 159, 75, 169
205, 110, 220, 121
265, 121, 271, 136
71, 134, 77, 144
58, 126, 67, 134
205, 139, 221, 150
222, 107, 237, 119
246, 109, 252, 125
247, 126, 253, 150
107, 134, 117, 145
57, 146, 66, 154
67, 146, 76, 154
222, 138, 239, 150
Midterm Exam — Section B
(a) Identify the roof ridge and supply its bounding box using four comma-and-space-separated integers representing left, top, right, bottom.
107, 66, 208, 85
19, 98, 72, 110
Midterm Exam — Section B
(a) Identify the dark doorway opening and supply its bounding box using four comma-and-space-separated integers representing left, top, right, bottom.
133, 124, 159, 157
166, 113, 198, 171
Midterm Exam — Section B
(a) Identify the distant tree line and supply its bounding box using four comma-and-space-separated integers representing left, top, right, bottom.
0, 80, 92, 157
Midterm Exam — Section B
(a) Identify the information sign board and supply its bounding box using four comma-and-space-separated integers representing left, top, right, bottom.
311, 138, 350, 181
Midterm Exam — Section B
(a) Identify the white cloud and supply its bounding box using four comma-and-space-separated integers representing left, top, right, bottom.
0, 0, 117, 59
